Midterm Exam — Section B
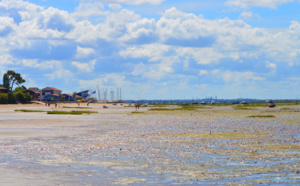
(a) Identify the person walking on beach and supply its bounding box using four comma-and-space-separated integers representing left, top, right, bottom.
137, 102, 140, 109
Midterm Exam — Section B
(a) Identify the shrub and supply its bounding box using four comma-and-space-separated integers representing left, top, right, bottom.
15, 92, 32, 103
7, 92, 16, 104
0, 93, 8, 104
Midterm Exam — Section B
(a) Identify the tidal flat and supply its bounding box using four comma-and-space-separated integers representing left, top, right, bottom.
0, 103, 299, 185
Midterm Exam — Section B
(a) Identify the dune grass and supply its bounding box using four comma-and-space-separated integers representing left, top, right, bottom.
47, 110, 98, 115
15, 109, 46, 112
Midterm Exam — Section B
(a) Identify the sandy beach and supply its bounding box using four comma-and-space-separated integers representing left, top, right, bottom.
0, 102, 299, 185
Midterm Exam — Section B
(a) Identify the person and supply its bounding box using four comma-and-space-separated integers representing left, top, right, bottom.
87, 102, 89, 106
137, 102, 140, 109
135, 103, 137, 109
78, 102, 80, 106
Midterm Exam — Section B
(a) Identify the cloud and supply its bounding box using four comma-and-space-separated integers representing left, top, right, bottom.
199, 70, 208, 76
72, 60, 96, 72
44, 61, 73, 81
226, 0, 295, 9
76, 47, 95, 59
72, 1, 107, 18
93, 0, 165, 5
0, 17, 16, 36
266, 61, 277, 69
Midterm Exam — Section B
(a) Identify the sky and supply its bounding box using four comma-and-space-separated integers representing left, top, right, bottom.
0, 0, 299, 100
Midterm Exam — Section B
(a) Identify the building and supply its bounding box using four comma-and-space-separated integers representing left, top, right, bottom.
28, 87, 39, 91
40, 87, 62, 100
62, 93, 74, 101
25, 87, 40, 100
77, 90, 89, 100
0, 87, 8, 93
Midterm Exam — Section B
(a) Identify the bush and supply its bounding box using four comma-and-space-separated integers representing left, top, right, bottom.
7, 92, 16, 104
24, 93, 32, 103
16, 92, 32, 103
0, 93, 8, 104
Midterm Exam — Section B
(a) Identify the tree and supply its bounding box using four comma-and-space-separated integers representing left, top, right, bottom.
13, 86, 27, 93
72, 92, 77, 100
6, 70, 26, 92
3, 73, 10, 89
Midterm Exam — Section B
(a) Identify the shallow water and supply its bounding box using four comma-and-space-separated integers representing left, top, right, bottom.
0, 105, 299, 185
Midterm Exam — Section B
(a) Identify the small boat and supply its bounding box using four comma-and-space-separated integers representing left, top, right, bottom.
269, 102, 276, 108
201, 102, 207, 105
103, 106, 108, 108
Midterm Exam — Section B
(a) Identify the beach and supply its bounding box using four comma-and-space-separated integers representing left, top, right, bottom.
0, 102, 299, 185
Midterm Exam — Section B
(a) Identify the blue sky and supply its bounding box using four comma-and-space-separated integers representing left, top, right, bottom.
0, 0, 299, 100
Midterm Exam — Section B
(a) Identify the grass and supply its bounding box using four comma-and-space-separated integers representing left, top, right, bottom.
280, 108, 291, 110
131, 111, 145, 114
248, 115, 275, 118
15, 109, 46, 112
234, 107, 256, 110
47, 110, 98, 115
62, 106, 92, 109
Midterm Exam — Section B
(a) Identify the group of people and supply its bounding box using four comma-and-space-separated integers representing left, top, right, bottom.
135, 102, 140, 109
45, 102, 59, 108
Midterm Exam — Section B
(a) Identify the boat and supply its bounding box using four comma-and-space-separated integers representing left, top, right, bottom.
269, 102, 276, 108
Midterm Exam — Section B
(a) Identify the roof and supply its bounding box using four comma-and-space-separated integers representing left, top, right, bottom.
77, 90, 89, 93
28, 87, 39, 90
0, 87, 8, 90
42, 87, 62, 92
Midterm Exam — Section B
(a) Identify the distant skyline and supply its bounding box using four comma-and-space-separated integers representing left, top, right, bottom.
0, 0, 299, 100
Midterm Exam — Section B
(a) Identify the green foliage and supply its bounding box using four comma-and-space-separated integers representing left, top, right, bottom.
0, 93, 8, 104
72, 92, 77, 100
6, 70, 26, 92
13, 86, 27, 93
7, 92, 16, 104
3, 73, 10, 89
15, 92, 32, 103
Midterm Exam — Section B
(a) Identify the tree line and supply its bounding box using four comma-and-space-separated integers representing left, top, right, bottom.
0, 70, 31, 104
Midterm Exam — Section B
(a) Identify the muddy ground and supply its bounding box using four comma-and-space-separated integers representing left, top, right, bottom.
0, 103, 299, 185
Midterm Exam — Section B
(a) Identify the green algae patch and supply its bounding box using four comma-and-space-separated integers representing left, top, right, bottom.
248, 115, 275, 118
131, 111, 145, 114
47, 110, 98, 115
62, 106, 92, 109
267, 144, 300, 151
15, 109, 46, 112
234, 107, 257, 110
164, 132, 267, 140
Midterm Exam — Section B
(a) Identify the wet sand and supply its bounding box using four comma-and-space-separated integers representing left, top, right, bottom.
0, 103, 299, 185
